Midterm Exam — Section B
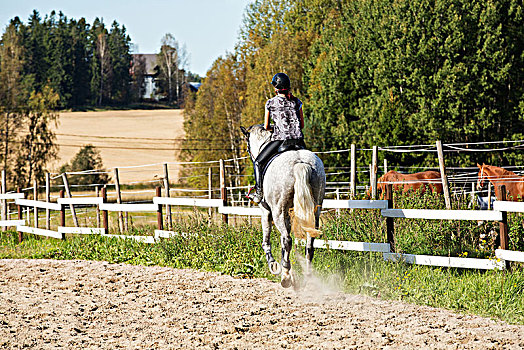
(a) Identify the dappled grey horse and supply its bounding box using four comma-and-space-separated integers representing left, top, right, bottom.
241, 125, 326, 288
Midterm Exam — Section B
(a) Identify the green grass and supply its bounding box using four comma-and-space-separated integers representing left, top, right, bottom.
1, 192, 523, 325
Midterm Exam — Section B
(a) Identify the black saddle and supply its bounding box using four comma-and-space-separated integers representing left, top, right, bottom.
277, 139, 307, 153
262, 139, 308, 177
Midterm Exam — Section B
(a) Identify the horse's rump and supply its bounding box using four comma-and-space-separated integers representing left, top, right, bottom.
291, 162, 321, 239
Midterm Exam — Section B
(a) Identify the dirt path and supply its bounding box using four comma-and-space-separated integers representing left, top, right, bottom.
0, 259, 522, 349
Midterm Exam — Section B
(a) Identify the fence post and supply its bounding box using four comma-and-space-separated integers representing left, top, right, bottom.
498, 185, 510, 269
96, 186, 100, 228
59, 190, 66, 239
17, 187, 22, 243
470, 182, 476, 208
488, 183, 492, 210
498, 185, 509, 248
45, 173, 50, 230
371, 146, 378, 199
62, 173, 79, 227
1, 170, 4, 222
1, 170, 5, 232
163, 163, 173, 229
33, 179, 38, 228
102, 186, 108, 234
385, 183, 395, 252
208, 167, 212, 222
220, 159, 228, 224
350, 144, 356, 199
336, 188, 340, 217
114, 168, 124, 232
156, 186, 163, 231
59, 190, 66, 226
436, 140, 451, 209
384, 158, 388, 175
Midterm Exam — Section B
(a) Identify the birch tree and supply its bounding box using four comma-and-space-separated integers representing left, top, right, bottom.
156, 33, 188, 105
13, 86, 59, 187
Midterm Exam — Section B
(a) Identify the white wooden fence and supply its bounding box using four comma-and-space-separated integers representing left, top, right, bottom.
8, 188, 524, 270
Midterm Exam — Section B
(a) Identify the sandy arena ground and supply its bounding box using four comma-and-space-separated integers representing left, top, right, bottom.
50, 110, 186, 184
0, 259, 523, 349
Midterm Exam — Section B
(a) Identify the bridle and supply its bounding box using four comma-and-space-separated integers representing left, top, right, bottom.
476, 164, 486, 191
246, 130, 272, 161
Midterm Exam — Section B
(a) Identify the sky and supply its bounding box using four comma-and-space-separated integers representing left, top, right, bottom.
0, 0, 252, 76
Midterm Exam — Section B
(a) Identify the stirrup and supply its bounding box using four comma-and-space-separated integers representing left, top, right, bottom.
246, 187, 263, 204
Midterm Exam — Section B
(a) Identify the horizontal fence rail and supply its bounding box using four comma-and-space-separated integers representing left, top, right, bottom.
15, 199, 61, 211
17, 225, 63, 240
323, 199, 388, 209
57, 197, 104, 205
311, 240, 391, 253
381, 209, 503, 221
98, 203, 159, 212
383, 253, 505, 270
0, 193, 24, 200
495, 249, 524, 263
493, 201, 524, 213
58, 227, 105, 235
0, 220, 25, 227
153, 197, 222, 207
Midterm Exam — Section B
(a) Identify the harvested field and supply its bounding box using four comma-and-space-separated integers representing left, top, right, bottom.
50, 110, 185, 184
1, 259, 523, 349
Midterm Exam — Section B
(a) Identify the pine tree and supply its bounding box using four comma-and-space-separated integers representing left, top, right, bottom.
70, 17, 91, 106
59, 144, 110, 188
108, 21, 132, 104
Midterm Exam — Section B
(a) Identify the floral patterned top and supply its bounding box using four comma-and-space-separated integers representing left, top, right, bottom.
265, 95, 304, 141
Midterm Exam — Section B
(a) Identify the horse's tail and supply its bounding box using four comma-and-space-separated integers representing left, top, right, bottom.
293, 163, 321, 239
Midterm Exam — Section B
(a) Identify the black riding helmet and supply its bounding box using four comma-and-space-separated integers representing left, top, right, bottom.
271, 73, 291, 90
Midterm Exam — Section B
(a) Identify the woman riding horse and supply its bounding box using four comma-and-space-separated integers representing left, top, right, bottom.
247, 72, 306, 204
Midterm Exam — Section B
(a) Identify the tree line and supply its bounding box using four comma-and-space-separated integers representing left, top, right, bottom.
0, 10, 196, 188
182, 0, 524, 188
1, 11, 134, 108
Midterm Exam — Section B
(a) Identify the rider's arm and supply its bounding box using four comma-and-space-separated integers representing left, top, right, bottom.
298, 107, 304, 129
264, 108, 271, 130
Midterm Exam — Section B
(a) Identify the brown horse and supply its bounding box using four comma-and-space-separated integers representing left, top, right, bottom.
369, 170, 443, 198
476, 163, 524, 201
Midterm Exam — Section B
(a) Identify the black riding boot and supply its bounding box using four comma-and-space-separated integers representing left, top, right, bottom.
247, 160, 264, 204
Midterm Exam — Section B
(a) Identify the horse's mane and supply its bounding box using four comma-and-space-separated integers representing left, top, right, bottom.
485, 164, 518, 177
248, 124, 271, 141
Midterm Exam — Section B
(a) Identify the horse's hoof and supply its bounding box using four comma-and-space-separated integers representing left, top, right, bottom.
269, 261, 281, 275
281, 273, 293, 289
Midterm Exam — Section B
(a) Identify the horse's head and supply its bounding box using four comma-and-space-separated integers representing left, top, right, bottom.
240, 124, 272, 160
476, 163, 487, 191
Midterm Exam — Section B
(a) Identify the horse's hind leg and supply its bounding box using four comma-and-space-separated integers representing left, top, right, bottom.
261, 208, 280, 275
305, 235, 314, 276
272, 210, 293, 288
305, 205, 321, 275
